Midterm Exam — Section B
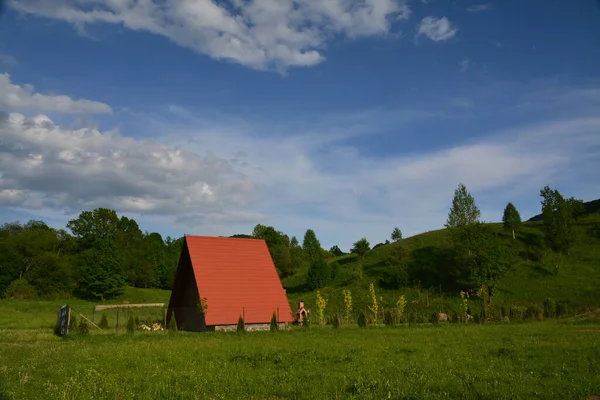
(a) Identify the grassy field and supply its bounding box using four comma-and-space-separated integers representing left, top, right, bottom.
1, 319, 599, 399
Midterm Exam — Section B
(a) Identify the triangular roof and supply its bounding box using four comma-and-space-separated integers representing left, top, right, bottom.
174, 235, 294, 326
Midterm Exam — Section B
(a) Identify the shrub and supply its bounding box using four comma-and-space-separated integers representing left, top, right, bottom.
525, 304, 544, 320
5, 279, 36, 299
134, 314, 140, 328
78, 318, 89, 334
99, 312, 109, 329
69, 313, 78, 331
510, 305, 527, 321
237, 316, 245, 332
430, 312, 439, 324
332, 314, 340, 329
167, 315, 178, 332
270, 312, 278, 331
556, 302, 569, 317
358, 312, 367, 328
500, 305, 508, 319
543, 298, 557, 318
127, 315, 135, 334
383, 311, 394, 326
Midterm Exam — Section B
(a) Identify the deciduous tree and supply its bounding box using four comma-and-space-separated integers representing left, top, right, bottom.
445, 183, 481, 228
302, 229, 323, 264
391, 227, 403, 242
502, 202, 522, 240
540, 185, 573, 255
351, 238, 370, 280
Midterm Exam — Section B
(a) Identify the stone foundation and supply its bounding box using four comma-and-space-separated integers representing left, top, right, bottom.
213, 322, 288, 332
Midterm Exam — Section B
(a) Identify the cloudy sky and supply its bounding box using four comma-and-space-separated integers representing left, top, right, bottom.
0, 0, 599, 250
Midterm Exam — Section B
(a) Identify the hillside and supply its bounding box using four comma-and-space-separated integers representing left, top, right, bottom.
281, 214, 600, 318
528, 198, 600, 222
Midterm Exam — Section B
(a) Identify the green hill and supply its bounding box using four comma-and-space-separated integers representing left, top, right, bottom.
528, 198, 600, 221
282, 214, 600, 320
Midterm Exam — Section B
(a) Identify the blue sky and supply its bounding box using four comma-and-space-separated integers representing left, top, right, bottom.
0, 0, 599, 250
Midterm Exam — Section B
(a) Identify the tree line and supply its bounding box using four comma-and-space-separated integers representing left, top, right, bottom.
0, 182, 592, 302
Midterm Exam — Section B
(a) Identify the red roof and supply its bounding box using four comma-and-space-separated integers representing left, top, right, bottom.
185, 235, 294, 326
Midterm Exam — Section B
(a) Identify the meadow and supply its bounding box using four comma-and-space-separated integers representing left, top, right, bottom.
1, 294, 599, 399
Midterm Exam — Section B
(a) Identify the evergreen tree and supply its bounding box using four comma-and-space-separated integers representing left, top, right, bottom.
502, 202, 522, 240
302, 229, 323, 264
445, 183, 481, 228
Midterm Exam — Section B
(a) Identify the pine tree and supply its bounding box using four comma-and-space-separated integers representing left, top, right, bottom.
302, 229, 323, 264
502, 202, 522, 239
99, 312, 109, 329
237, 316, 245, 333
270, 312, 279, 331
445, 183, 481, 228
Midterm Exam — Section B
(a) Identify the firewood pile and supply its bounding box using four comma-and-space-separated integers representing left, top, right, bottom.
140, 322, 164, 331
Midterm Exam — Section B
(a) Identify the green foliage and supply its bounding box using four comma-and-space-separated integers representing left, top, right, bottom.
329, 245, 344, 256
69, 313, 77, 331
543, 298, 557, 318
167, 315, 178, 332
383, 311, 394, 326
567, 197, 587, 222
99, 312, 109, 329
77, 318, 89, 334
540, 185, 573, 255
5, 278, 36, 299
331, 314, 340, 329
237, 316, 245, 333
351, 238, 370, 280
127, 315, 135, 334
306, 259, 331, 290
302, 229, 323, 265
445, 183, 481, 228
76, 238, 125, 300
270, 312, 278, 331
391, 227, 402, 242
502, 202, 522, 239
357, 312, 367, 328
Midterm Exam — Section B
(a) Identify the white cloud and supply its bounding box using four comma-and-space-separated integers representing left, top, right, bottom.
0, 112, 258, 225
8, 0, 411, 71
2, 85, 600, 249
0, 73, 112, 114
0, 54, 17, 66
467, 4, 491, 12
417, 16, 457, 42
460, 59, 470, 72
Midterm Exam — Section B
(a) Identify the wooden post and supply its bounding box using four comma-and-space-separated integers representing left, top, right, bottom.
164, 308, 167, 326
277, 307, 280, 323
116, 310, 119, 335
67, 307, 71, 334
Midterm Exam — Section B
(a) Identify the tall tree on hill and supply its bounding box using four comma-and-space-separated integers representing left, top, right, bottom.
289, 236, 304, 275
566, 197, 586, 222
302, 229, 323, 264
540, 185, 573, 256
329, 245, 344, 257
66, 208, 120, 241
351, 238, 370, 280
391, 227, 403, 242
445, 183, 481, 229
502, 202, 522, 240
252, 224, 295, 277
75, 238, 125, 300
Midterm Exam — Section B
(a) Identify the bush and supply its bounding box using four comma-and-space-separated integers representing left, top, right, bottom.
332, 314, 340, 329
383, 311, 394, 326
358, 312, 367, 328
430, 312, 440, 324
543, 298, 557, 318
5, 279, 36, 299
500, 305, 508, 319
510, 305, 526, 321
69, 313, 78, 331
78, 319, 89, 334
167, 315, 178, 332
127, 315, 135, 334
270, 312, 278, 331
237, 316, 245, 333
306, 259, 332, 290
525, 304, 544, 320
556, 302, 569, 317
99, 312, 109, 329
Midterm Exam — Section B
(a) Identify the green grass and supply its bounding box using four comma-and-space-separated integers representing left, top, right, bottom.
282, 215, 600, 316
1, 322, 599, 399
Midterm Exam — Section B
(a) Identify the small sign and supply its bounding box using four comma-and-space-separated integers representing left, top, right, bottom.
57, 304, 70, 336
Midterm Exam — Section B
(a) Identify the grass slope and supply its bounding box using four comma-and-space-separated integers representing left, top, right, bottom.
282, 215, 600, 317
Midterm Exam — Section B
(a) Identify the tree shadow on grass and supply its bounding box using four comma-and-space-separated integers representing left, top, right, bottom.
284, 282, 311, 294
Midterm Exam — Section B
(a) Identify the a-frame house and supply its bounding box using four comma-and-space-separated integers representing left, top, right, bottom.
166, 235, 294, 331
